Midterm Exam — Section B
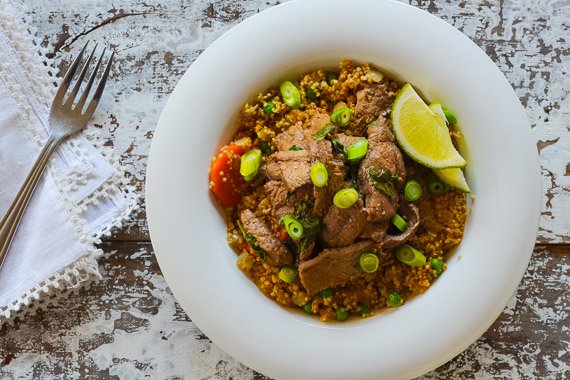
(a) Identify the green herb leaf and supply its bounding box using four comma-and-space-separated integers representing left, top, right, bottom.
289, 145, 303, 151
368, 167, 401, 201
360, 118, 379, 134
305, 87, 317, 100
311, 123, 337, 141
259, 141, 270, 154
331, 138, 347, 156
293, 199, 314, 219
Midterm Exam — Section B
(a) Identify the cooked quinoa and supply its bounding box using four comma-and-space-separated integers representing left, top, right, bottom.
219, 60, 468, 322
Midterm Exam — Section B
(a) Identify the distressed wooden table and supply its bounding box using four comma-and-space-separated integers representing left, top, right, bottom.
1, 0, 568, 378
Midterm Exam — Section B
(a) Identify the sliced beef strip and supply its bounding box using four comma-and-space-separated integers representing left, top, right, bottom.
264, 150, 312, 191
352, 80, 401, 128
299, 240, 375, 295
383, 201, 421, 249
359, 221, 389, 243
273, 122, 307, 152
264, 181, 312, 224
358, 119, 406, 222
240, 209, 294, 266
307, 112, 331, 134
321, 198, 368, 247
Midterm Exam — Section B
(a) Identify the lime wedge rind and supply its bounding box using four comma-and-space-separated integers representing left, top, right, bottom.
391, 84, 466, 169
434, 167, 471, 193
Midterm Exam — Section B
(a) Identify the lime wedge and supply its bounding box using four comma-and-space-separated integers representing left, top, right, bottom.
391, 84, 466, 169
428, 102, 447, 126
434, 167, 471, 192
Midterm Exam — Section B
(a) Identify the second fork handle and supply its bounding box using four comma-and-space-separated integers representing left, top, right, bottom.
0, 136, 61, 271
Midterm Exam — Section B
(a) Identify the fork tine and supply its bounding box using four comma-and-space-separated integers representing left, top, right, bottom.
64, 43, 98, 109
75, 47, 105, 113
84, 50, 114, 117
52, 41, 89, 107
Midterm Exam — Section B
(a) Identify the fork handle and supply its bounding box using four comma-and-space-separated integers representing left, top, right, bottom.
0, 136, 61, 270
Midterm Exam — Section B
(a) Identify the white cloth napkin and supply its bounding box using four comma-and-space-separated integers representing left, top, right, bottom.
0, 1, 138, 324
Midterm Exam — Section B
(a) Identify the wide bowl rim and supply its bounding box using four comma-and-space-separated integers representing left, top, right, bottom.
146, 0, 541, 379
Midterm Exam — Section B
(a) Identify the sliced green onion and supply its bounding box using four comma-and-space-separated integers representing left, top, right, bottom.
325, 71, 338, 84
263, 102, 275, 115
335, 307, 348, 321
428, 179, 449, 195
404, 180, 423, 202
243, 172, 256, 181
363, 70, 384, 82
387, 291, 402, 307
319, 288, 334, 298
431, 258, 444, 276
330, 105, 352, 127
310, 162, 328, 187
239, 148, 261, 181
443, 108, 457, 124
333, 188, 359, 209
259, 141, 270, 154
278, 266, 299, 283
359, 253, 379, 273
305, 87, 317, 100
281, 215, 303, 240
303, 303, 313, 314
395, 244, 427, 267
346, 139, 368, 161
280, 81, 301, 109
391, 214, 407, 232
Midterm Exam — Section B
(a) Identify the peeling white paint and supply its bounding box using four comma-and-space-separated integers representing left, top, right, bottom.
1, 0, 568, 379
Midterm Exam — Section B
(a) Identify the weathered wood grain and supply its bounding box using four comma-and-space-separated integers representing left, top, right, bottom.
15, 0, 569, 243
2, 0, 568, 379
0, 242, 568, 379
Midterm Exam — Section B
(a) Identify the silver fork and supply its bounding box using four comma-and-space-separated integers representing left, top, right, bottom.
0, 41, 114, 270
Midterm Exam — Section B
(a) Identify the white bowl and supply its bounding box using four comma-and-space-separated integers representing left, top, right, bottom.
146, 0, 541, 379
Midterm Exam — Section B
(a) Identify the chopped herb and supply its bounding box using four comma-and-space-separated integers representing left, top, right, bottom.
236, 220, 267, 261
291, 199, 321, 256
368, 167, 400, 201
294, 199, 314, 219
289, 145, 303, 151
297, 233, 316, 255
300, 217, 321, 233
325, 71, 339, 85
347, 161, 360, 188
331, 138, 347, 156
360, 118, 379, 134
305, 87, 317, 100
335, 307, 348, 321
311, 122, 337, 141
296, 217, 321, 256
359, 305, 371, 316
263, 102, 275, 115
319, 288, 334, 298
259, 141, 270, 154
